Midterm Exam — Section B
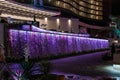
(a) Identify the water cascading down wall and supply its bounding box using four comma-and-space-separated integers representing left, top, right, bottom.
9, 25, 109, 58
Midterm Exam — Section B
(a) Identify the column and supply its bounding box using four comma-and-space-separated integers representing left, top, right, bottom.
39, 0, 43, 6
34, 0, 37, 6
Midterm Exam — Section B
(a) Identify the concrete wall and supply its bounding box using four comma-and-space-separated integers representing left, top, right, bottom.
39, 17, 79, 33
113, 54, 120, 64
0, 23, 4, 45
0, 23, 4, 61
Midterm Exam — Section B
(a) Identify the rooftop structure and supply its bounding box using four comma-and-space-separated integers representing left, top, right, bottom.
0, 0, 60, 21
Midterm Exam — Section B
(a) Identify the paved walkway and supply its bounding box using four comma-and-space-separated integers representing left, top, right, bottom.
50, 52, 120, 77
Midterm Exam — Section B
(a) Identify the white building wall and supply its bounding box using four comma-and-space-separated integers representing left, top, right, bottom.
0, 14, 79, 33
71, 19, 80, 33
39, 17, 79, 33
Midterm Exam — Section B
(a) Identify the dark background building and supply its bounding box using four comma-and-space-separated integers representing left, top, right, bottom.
13, 0, 112, 27
112, 0, 120, 16
10, 0, 114, 38
11, 0, 120, 39
12, 0, 33, 4
13, 0, 120, 16
43, 0, 111, 26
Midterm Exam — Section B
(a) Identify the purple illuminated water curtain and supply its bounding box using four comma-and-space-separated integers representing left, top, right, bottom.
9, 25, 109, 58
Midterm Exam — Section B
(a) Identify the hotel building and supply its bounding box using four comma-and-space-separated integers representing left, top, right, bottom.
13, 0, 111, 26
43, 0, 112, 37
44, 0, 112, 26
0, 0, 112, 37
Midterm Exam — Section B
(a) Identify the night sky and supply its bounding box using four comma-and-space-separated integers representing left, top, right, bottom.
112, 0, 120, 15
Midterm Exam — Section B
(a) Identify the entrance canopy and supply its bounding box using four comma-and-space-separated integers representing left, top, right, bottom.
0, 0, 60, 21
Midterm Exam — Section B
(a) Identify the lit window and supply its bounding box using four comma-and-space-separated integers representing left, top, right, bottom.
95, 11, 98, 15
90, 0, 94, 4
91, 5, 94, 9
48, 0, 52, 2
90, 10, 94, 14
96, 16, 99, 19
96, 7, 99, 10
90, 15, 95, 19
96, 2, 99, 5
57, 1, 60, 6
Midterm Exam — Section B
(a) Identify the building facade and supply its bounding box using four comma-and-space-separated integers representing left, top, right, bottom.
12, 0, 33, 4
43, 0, 111, 26
45, 0, 103, 20
12, 0, 43, 6
1, 0, 112, 38
12, 0, 111, 26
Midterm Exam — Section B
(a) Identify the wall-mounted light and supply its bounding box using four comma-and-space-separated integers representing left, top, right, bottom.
68, 19, 72, 27
68, 19, 71, 25
56, 18, 60, 24
44, 17, 48, 24
57, 18, 60, 22
56, 18, 60, 30
68, 19, 72, 32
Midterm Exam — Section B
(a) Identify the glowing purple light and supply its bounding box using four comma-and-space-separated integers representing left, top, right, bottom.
9, 28, 109, 58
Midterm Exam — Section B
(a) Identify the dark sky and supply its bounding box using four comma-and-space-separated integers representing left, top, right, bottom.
112, 0, 120, 15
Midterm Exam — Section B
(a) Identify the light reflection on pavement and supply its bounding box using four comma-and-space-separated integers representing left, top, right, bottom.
50, 52, 120, 77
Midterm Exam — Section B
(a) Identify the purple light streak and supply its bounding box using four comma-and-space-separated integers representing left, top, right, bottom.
9, 26, 109, 58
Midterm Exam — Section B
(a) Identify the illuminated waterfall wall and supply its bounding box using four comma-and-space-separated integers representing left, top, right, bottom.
9, 25, 109, 58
